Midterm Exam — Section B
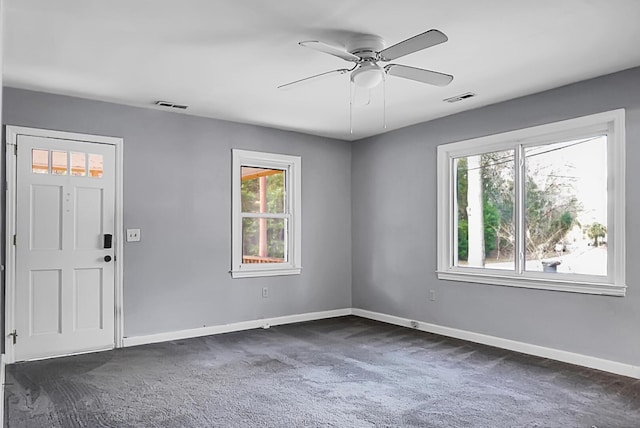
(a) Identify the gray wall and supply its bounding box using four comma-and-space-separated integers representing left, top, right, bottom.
4, 66, 639, 367
3, 87, 352, 338
352, 66, 640, 366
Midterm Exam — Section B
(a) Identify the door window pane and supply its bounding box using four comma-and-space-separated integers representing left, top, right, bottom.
71, 152, 87, 177
240, 167, 285, 213
242, 217, 287, 263
89, 154, 103, 178
32, 149, 49, 174
455, 150, 515, 270
51, 151, 68, 175
524, 136, 607, 276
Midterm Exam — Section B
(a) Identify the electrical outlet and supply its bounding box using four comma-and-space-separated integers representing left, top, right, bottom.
429, 290, 436, 301
262, 287, 269, 298
126, 228, 141, 242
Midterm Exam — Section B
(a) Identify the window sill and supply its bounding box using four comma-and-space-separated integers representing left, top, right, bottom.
436, 270, 626, 297
231, 267, 302, 279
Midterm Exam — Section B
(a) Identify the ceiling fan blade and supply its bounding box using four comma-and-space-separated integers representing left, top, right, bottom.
299, 41, 360, 62
277, 68, 351, 90
385, 64, 453, 86
379, 29, 448, 61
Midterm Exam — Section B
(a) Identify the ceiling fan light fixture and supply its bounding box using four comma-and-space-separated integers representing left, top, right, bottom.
352, 63, 384, 88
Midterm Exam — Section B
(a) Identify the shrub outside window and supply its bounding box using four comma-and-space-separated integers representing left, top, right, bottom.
436, 110, 626, 296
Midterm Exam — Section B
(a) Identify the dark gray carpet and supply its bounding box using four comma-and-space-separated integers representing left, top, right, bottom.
5, 316, 640, 427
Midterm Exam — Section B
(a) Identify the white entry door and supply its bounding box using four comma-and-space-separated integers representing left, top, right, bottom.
13, 134, 116, 361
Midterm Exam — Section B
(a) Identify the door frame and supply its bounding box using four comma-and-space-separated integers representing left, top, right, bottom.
4, 125, 124, 363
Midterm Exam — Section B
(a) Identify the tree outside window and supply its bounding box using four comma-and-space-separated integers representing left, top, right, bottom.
241, 167, 286, 263
455, 136, 606, 275
438, 110, 625, 295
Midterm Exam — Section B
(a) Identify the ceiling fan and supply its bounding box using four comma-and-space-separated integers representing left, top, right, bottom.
278, 29, 454, 91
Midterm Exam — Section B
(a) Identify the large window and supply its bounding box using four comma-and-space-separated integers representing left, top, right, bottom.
437, 110, 625, 295
231, 149, 301, 278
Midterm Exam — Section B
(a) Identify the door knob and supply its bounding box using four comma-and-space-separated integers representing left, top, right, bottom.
104, 255, 112, 262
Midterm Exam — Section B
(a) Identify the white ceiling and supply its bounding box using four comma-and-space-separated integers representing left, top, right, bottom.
4, 0, 640, 141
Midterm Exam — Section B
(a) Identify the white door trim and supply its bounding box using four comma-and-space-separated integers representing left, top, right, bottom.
4, 125, 125, 363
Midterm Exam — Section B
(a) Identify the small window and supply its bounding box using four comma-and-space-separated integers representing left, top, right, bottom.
232, 150, 301, 278
89, 154, 103, 178
51, 151, 68, 175
32, 149, 49, 174
437, 110, 626, 296
71, 152, 87, 177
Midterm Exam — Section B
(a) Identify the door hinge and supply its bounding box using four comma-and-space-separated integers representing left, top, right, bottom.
13, 235, 17, 245
9, 330, 18, 344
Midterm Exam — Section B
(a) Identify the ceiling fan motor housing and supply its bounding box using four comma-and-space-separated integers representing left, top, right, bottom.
346, 34, 386, 60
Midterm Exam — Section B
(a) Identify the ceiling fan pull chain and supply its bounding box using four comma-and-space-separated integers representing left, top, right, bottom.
382, 72, 387, 130
349, 77, 354, 135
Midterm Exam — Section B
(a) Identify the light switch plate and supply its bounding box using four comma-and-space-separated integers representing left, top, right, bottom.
126, 228, 141, 242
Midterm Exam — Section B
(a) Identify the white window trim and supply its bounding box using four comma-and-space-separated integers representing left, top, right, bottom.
231, 149, 302, 278
436, 109, 626, 296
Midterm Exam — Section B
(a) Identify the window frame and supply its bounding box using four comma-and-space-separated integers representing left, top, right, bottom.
231, 149, 302, 278
436, 109, 626, 296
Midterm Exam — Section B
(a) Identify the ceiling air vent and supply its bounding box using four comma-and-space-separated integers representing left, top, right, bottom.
155, 101, 189, 110
443, 92, 476, 103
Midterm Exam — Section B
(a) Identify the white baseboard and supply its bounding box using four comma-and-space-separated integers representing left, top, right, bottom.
352, 308, 640, 379
122, 308, 352, 348
121, 306, 639, 379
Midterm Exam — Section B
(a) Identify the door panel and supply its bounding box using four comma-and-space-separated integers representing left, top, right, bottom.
15, 134, 115, 361
75, 187, 103, 249
74, 268, 104, 330
30, 184, 63, 250
30, 269, 62, 335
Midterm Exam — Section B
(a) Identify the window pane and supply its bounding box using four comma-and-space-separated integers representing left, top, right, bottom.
71, 152, 86, 177
242, 217, 287, 263
32, 149, 49, 174
89, 154, 103, 178
455, 150, 515, 270
241, 166, 285, 213
524, 136, 607, 276
52, 151, 68, 175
